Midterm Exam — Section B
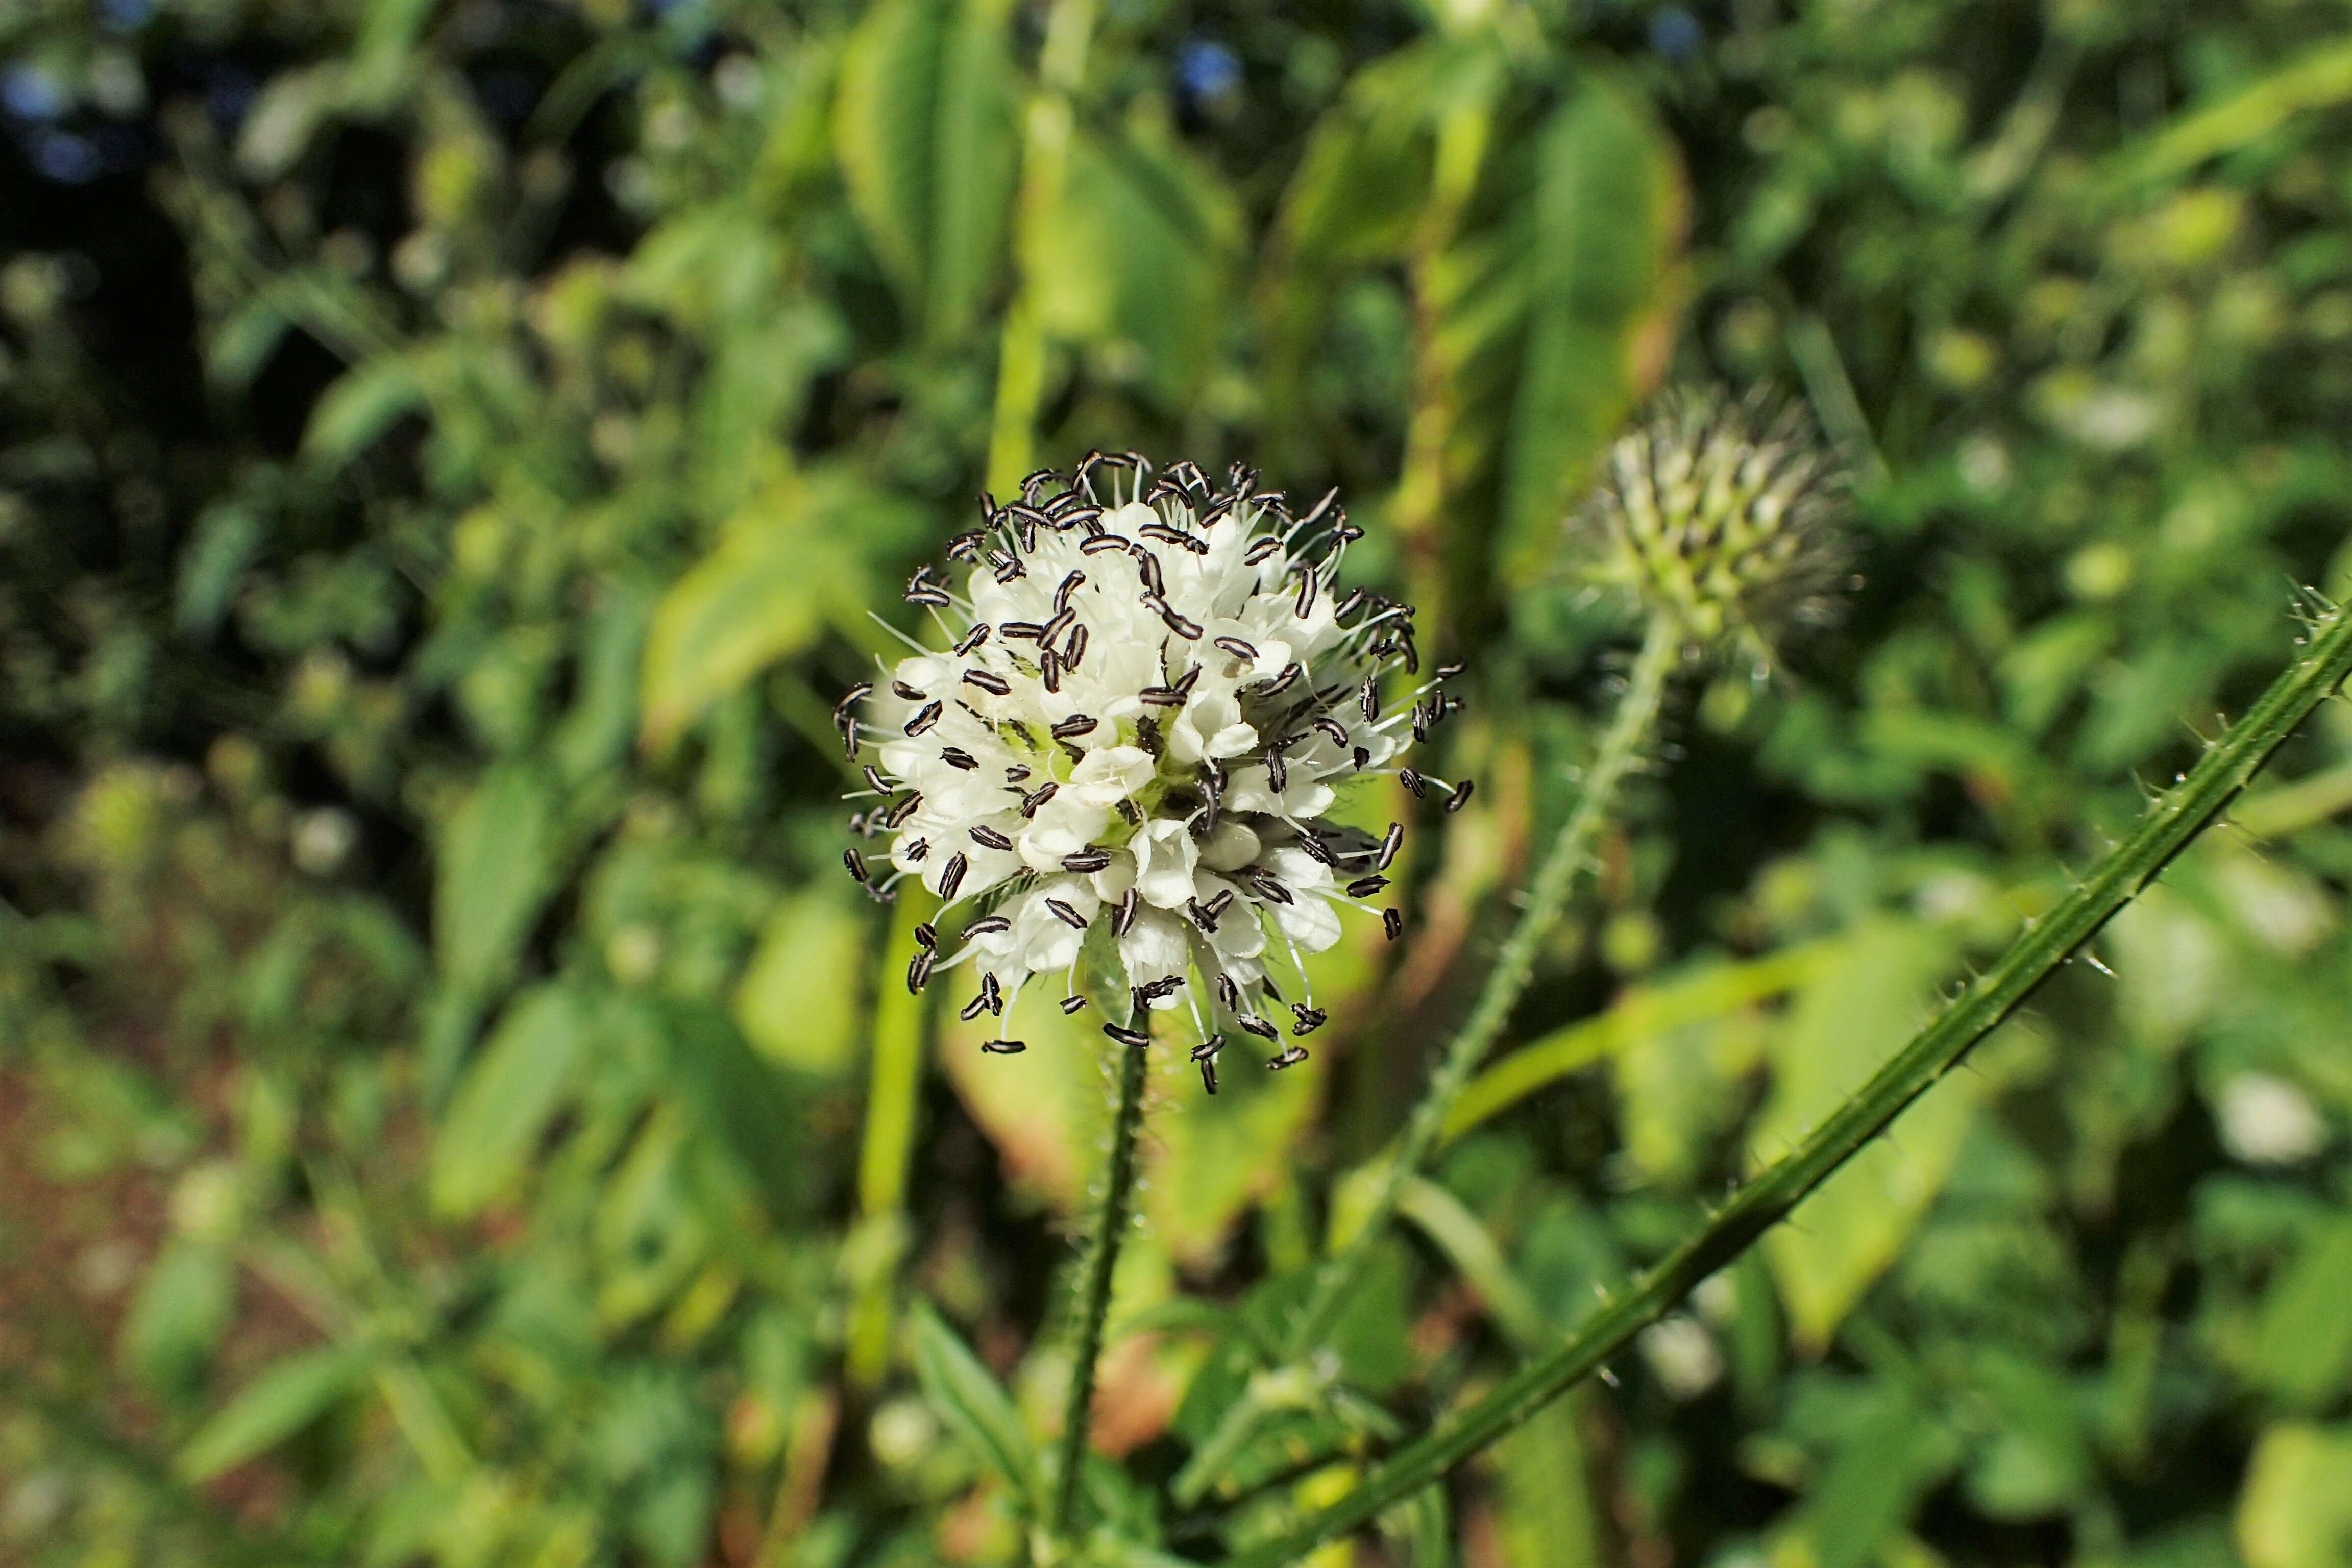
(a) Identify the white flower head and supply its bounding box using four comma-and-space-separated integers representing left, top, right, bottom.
839, 454, 1468, 1092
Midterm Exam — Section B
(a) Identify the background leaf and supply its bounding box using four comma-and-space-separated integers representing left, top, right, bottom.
1752, 920, 1973, 1349
177, 1345, 374, 1483
1497, 75, 1684, 580
433, 760, 563, 1000
834, 0, 1019, 344
911, 1302, 1041, 1507
430, 982, 595, 1218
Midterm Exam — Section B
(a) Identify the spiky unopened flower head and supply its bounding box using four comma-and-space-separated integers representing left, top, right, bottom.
1578, 388, 1851, 664
840, 455, 1465, 1092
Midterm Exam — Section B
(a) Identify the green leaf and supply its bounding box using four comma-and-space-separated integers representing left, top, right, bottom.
1795, 1382, 1961, 1568
685, 302, 845, 520
640, 471, 911, 750
657, 1000, 805, 1215
911, 1302, 1040, 1508
1493, 1398, 1602, 1568
2106, 39, 2352, 193
1258, 35, 1506, 461
2248, 1210, 2352, 1408
1752, 920, 1973, 1349
624, 202, 788, 329
938, 978, 1115, 1212
174, 502, 263, 638
1497, 75, 1684, 581
1266, 38, 1492, 273
348, 0, 440, 110
237, 61, 341, 178
733, 889, 868, 1075
834, 0, 1019, 344
429, 983, 595, 1217
1031, 111, 1241, 404
2238, 1423, 2352, 1568
433, 760, 563, 999
551, 579, 657, 786
1961, 1349, 2094, 1518
119, 1239, 235, 1395
304, 352, 430, 467
177, 1343, 373, 1482
203, 292, 295, 395
1137, 973, 1335, 1263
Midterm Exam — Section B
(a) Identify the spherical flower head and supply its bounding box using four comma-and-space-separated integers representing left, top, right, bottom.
1576, 387, 1851, 667
840, 455, 1467, 1092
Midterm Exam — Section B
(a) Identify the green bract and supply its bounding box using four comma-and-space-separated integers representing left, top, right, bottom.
1579, 389, 1852, 665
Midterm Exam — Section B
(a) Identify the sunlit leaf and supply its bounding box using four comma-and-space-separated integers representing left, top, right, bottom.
1493, 1398, 1601, 1568
640, 470, 920, 750
734, 889, 868, 1075
834, 0, 1019, 344
177, 1344, 374, 1482
1033, 111, 1241, 404
430, 982, 595, 1217
1752, 920, 1973, 1349
2238, 1423, 2352, 1568
433, 760, 563, 999
2248, 1211, 2352, 1408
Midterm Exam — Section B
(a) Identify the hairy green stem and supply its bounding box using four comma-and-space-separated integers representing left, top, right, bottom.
1050, 1013, 1152, 1542
846, 894, 935, 1389
1226, 600, 2352, 1565
1286, 616, 1681, 1356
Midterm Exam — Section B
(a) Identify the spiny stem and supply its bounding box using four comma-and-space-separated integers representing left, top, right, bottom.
1285, 615, 1682, 1356
845, 894, 935, 1389
1049, 1010, 1152, 1543
1224, 600, 2352, 1565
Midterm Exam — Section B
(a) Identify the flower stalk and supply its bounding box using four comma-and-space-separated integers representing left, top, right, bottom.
1049, 1006, 1153, 1544
1285, 614, 1680, 1356
1224, 599, 2352, 1566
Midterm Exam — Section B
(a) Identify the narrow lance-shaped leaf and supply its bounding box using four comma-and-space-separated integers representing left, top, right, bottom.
1497, 73, 1684, 581
430, 982, 596, 1217
433, 759, 562, 1000
177, 1343, 375, 1483
911, 1302, 1042, 1511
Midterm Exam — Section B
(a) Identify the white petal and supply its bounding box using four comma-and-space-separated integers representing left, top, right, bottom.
1199, 820, 1260, 872
1017, 819, 1095, 874
1015, 878, 1098, 972
1133, 818, 1200, 910
1282, 780, 1337, 818
894, 654, 953, 691
1264, 845, 1334, 893
1119, 907, 1189, 989
1224, 764, 1280, 815
1270, 893, 1343, 951
1090, 850, 1136, 901
1069, 745, 1157, 806
1195, 874, 1266, 960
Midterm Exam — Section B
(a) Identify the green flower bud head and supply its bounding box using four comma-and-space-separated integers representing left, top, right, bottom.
1577, 387, 1852, 667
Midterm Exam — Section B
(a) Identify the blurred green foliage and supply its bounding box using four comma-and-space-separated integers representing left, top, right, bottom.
6, 0, 2352, 1565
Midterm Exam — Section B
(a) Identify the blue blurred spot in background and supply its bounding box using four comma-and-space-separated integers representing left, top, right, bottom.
1649, 7, 1702, 60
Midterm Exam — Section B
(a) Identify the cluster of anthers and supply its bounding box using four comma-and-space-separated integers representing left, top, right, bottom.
838, 454, 1466, 1094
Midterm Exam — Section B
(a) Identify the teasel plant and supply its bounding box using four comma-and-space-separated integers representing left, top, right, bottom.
846, 405, 2352, 1565
1176, 388, 1860, 1510
839, 452, 1461, 1550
